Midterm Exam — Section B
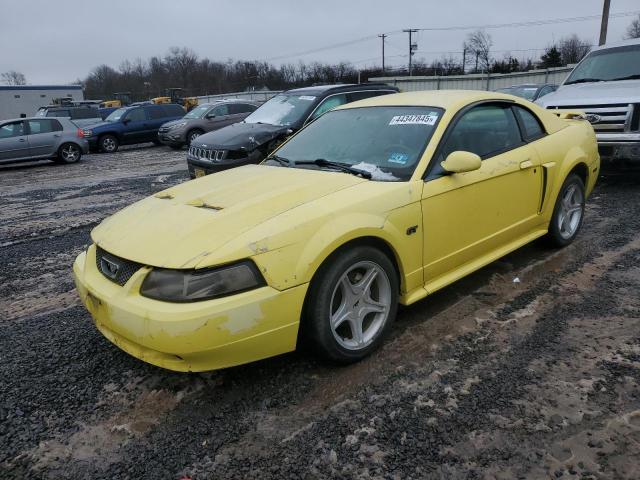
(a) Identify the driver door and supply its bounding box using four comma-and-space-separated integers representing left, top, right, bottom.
421, 102, 543, 292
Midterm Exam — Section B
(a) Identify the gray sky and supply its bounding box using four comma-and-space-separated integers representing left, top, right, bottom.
1, 0, 638, 85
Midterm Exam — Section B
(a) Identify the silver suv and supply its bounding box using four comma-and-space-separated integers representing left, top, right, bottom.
0, 117, 89, 165
537, 38, 640, 165
158, 99, 259, 149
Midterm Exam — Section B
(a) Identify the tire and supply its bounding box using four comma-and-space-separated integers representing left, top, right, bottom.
545, 173, 585, 247
187, 129, 203, 145
55, 143, 82, 164
303, 245, 399, 363
99, 134, 119, 153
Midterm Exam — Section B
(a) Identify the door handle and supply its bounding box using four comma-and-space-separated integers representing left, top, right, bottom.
520, 159, 533, 169
53, 134, 61, 137
19, 138, 26, 142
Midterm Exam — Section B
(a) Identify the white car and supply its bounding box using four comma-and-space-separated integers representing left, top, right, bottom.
537, 38, 640, 165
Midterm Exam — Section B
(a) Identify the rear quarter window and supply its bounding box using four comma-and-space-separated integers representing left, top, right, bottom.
163, 104, 186, 117
513, 105, 545, 141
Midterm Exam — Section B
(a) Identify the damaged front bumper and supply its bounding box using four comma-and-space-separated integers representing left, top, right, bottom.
73, 245, 307, 372
597, 133, 640, 165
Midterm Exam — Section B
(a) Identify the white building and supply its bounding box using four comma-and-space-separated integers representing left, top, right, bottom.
0, 85, 84, 120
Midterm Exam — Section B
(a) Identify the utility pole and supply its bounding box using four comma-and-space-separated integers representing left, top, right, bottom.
462, 46, 467, 74
378, 34, 387, 73
599, 0, 611, 46
403, 29, 419, 76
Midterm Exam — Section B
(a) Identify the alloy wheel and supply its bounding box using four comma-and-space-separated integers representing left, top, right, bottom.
329, 261, 391, 351
61, 145, 79, 162
557, 183, 584, 239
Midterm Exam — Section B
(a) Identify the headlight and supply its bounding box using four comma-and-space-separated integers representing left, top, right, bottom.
140, 261, 265, 302
83, 129, 93, 136
170, 122, 187, 129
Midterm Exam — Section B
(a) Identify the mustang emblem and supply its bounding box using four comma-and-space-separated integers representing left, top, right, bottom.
100, 257, 120, 279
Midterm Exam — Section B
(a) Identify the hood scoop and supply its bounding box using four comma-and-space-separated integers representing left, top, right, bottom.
154, 192, 174, 200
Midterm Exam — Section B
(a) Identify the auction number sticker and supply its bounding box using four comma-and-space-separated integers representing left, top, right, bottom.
389, 113, 438, 126
299, 95, 316, 101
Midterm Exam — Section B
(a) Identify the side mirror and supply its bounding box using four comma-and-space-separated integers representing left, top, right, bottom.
122, 118, 130, 125
206, 113, 216, 119
440, 151, 482, 174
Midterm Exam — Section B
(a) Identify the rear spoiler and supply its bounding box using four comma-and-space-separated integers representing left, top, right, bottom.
550, 109, 588, 121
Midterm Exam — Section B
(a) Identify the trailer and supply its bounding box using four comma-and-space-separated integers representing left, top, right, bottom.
0, 85, 84, 120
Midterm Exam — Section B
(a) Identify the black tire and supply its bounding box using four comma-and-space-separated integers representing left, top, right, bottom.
303, 245, 399, 363
545, 173, 585, 247
187, 129, 204, 145
99, 134, 119, 153
55, 143, 82, 164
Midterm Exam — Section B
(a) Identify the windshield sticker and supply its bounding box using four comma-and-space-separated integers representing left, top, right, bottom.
388, 152, 409, 164
299, 95, 316, 101
389, 113, 438, 126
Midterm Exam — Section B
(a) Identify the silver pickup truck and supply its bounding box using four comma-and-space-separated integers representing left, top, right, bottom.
537, 38, 640, 165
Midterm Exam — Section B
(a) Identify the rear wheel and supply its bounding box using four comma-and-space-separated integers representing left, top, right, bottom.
99, 134, 119, 153
55, 143, 82, 164
303, 246, 398, 363
187, 129, 203, 145
545, 173, 585, 247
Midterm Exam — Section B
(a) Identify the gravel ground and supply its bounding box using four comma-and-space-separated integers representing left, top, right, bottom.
1, 145, 639, 479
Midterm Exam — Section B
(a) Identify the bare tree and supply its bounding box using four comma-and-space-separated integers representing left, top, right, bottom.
558, 34, 591, 65
626, 14, 640, 39
1, 70, 27, 85
466, 30, 493, 72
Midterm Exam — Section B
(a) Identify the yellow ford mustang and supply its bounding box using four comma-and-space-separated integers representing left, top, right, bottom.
73, 91, 599, 372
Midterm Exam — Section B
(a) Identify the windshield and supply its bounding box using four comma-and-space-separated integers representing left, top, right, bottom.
105, 108, 127, 122
497, 86, 538, 100
244, 94, 316, 126
267, 106, 442, 181
183, 104, 210, 119
565, 44, 640, 84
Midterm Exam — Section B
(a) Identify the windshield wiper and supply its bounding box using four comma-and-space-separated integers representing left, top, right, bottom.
265, 154, 291, 167
609, 74, 640, 81
564, 78, 604, 85
295, 158, 372, 179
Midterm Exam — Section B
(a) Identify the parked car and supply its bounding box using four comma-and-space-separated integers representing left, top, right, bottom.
82, 103, 185, 153
0, 117, 88, 165
495, 83, 557, 101
73, 90, 599, 372
36, 105, 103, 128
537, 38, 640, 165
158, 100, 259, 149
186, 83, 399, 178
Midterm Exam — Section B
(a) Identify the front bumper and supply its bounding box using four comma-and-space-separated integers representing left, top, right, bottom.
187, 149, 264, 178
596, 134, 640, 163
158, 130, 185, 147
73, 245, 307, 372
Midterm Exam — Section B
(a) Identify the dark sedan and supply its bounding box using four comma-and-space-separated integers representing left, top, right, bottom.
495, 83, 557, 102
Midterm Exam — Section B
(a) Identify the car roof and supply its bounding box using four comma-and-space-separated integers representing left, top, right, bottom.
592, 36, 640, 52
498, 84, 549, 89
284, 83, 398, 96
200, 99, 259, 106
2, 116, 72, 122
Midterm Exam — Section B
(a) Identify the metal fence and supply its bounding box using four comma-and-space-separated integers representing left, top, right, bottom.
369, 66, 574, 92
194, 90, 282, 105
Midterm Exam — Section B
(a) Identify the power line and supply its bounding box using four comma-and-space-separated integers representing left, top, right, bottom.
258, 10, 639, 63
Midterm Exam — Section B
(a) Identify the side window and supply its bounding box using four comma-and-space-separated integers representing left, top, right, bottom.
228, 103, 256, 114
147, 106, 166, 120
211, 104, 229, 116
513, 106, 545, 141
309, 94, 347, 121
27, 119, 62, 135
0, 121, 25, 138
126, 108, 147, 122
47, 110, 70, 118
439, 104, 522, 161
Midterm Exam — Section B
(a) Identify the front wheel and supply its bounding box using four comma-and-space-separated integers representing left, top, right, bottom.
545, 173, 585, 247
303, 246, 398, 363
187, 129, 203, 145
99, 134, 119, 153
56, 143, 82, 164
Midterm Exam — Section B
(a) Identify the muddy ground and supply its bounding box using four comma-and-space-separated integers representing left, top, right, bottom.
0, 145, 639, 480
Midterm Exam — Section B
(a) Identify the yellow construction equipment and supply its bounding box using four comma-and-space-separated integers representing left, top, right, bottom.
151, 88, 198, 111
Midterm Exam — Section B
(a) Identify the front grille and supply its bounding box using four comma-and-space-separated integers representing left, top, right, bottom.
547, 103, 633, 133
95, 246, 143, 286
159, 126, 170, 133
188, 146, 226, 162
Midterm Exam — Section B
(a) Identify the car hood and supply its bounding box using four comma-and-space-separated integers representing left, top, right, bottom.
537, 79, 640, 107
161, 119, 187, 129
87, 120, 116, 130
191, 122, 289, 151
91, 164, 367, 269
